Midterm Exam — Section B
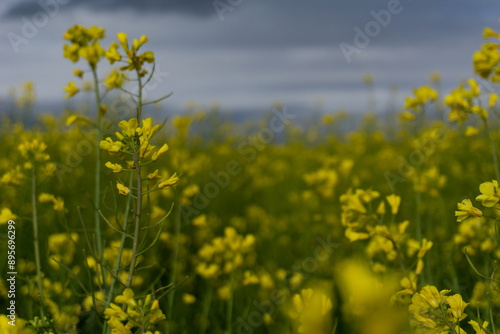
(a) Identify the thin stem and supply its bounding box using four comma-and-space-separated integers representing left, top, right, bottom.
136, 69, 143, 120
166, 206, 181, 334
226, 268, 235, 334
126, 149, 142, 288
484, 118, 500, 181
415, 185, 422, 244
105, 176, 134, 310
200, 280, 213, 334
488, 292, 497, 334
31, 161, 45, 316
92, 67, 106, 288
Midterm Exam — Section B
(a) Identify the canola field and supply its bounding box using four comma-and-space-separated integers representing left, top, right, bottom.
2, 24, 500, 334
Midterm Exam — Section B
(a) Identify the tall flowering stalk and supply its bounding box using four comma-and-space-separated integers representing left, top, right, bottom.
403, 86, 438, 246
18, 140, 51, 316
63, 25, 109, 287
446, 78, 499, 180
63, 26, 175, 333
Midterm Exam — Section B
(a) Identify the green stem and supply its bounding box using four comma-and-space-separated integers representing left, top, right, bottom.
488, 292, 497, 334
104, 176, 134, 311
31, 161, 45, 316
126, 149, 142, 287
136, 69, 143, 120
484, 118, 500, 181
200, 280, 213, 334
226, 268, 235, 334
166, 205, 181, 334
415, 182, 421, 245
91, 67, 105, 287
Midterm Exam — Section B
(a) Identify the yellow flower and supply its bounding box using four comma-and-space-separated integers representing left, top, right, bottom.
66, 114, 78, 126
147, 169, 161, 181
484, 27, 499, 38
100, 137, 123, 153
39, 193, 56, 203
104, 303, 128, 321
363, 73, 373, 84
465, 126, 479, 137
115, 288, 137, 307
468, 78, 480, 97
405, 86, 438, 110
182, 293, 196, 304
0, 208, 16, 225
419, 285, 449, 309
117, 32, 129, 52
469, 320, 489, 334
430, 71, 441, 83
400, 110, 416, 121
105, 161, 123, 173
345, 228, 369, 242
473, 42, 500, 80
73, 68, 84, 78
106, 42, 122, 64
53, 198, 64, 211
117, 183, 130, 196
386, 194, 401, 215
88, 25, 105, 39
196, 262, 219, 279
446, 294, 468, 320
476, 180, 500, 208
132, 35, 148, 51
417, 238, 433, 258
243, 271, 260, 286
151, 143, 169, 162
489, 93, 498, 108
104, 69, 124, 90
158, 173, 179, 189
64, 81, 79, 99
119, 118, 139, 137
142, 51, 155, 63
455, 199, 483, 222
375, 201, 385, 215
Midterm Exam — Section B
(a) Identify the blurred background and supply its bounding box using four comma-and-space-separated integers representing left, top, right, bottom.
1, 0, 500, 116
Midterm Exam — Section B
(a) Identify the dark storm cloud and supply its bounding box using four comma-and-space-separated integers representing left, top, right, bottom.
2, 0, 500, 111
3, 0, 215, 19
4, 0, 500, 51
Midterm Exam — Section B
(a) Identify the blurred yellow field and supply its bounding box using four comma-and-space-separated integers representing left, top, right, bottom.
2, 9, 500, 334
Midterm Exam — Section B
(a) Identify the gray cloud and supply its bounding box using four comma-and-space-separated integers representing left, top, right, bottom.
3, 0, 215, 19
2, 0, 500, 113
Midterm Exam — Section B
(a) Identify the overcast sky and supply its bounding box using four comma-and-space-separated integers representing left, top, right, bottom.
1, 0, 500, 114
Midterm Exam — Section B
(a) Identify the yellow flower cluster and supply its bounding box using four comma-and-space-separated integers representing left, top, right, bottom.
100, 117, 178, 195
104, 288, 165, 334
289, 288, 333, 334
445, 78, 497, 123
303, 168, 338, 198
409, 285, 469, 333
405, 86, 438, 111
18, 139, 50, 163
115, 32, 155, 75
63, 25, 105, 67
473, 26, 500, 81
39, 193, 64, 212
196, 227, 256, 279
47, 233, 78, 269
